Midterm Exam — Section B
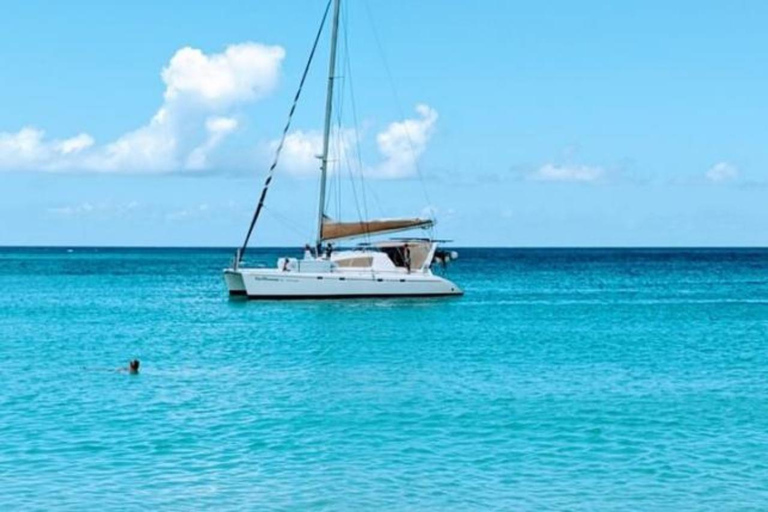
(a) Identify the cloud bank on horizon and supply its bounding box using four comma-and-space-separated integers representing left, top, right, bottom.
0, 42, 439, 179
0, 43, 284, 173
531, 163, 605, 183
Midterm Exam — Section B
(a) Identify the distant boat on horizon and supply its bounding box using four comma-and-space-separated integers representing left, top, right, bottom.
224, 0, 462, 299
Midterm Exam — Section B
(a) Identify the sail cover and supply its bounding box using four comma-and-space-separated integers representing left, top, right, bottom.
321, 216, 433, 241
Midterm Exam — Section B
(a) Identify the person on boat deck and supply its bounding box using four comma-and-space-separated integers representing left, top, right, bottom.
403, 244, 411, 273
304, 244, 313, 259
325, 243, 333, 259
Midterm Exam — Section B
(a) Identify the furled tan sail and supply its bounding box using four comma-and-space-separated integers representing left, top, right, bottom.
321, 217, 433, 241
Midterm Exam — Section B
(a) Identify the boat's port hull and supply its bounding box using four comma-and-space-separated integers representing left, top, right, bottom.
224, 268, 462, 299
224, 270, 247, 297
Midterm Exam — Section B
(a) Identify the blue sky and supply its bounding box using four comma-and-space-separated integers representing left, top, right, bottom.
1, 0, 766, 246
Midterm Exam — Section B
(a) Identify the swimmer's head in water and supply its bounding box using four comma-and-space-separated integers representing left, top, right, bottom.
129, 359, 140, 373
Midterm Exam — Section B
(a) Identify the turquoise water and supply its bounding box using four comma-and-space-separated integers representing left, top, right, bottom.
1, 247, 768, 510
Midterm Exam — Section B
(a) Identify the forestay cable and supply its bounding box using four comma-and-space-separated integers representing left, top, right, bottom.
235, 0, 333, 267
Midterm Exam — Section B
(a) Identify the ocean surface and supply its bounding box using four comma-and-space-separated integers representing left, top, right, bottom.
1, 247, 767, 510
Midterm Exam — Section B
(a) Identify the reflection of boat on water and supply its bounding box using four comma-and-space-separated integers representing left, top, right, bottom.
224, 0, 462, 299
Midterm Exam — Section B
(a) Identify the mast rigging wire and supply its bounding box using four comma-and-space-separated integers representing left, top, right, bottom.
362, 0, 436, 239
235, 0, 333, 266
341, 3, 375, 233
333, 3, 369, 242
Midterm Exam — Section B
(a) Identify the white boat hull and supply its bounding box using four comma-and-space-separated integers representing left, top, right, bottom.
224, 268, 462, 299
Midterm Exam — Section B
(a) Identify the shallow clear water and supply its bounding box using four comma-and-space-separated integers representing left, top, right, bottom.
1, 247, 767, 510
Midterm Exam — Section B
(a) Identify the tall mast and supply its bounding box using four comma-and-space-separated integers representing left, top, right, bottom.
316, 0, 341, 248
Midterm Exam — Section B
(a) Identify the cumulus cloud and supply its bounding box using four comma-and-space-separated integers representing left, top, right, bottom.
530, 163, 605, 182
0, 128, 95, 170
706, 161, 738, 183
268, 128, 354, 177
1, 47, 438, 179
0, 42, 284, 173
186, 116, 239, 170
162, 44, 283, 105
56, 133, 95, 155
87, 109, 178, 172
371, 104, 438, 179
271, 130, 324, 176
273, 104, 438, 179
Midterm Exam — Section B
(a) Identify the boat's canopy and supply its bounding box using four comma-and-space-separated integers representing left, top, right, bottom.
330, 240, 436, 272
374, 240, 435, 271
320, 216, 433, 242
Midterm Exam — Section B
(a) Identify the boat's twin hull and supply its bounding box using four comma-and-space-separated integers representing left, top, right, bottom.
224, 268, 462, 299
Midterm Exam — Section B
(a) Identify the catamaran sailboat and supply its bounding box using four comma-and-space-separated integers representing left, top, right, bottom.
224, 0, 462, 299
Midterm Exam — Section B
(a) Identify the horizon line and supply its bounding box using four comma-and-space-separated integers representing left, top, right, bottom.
2, 245, 768, 250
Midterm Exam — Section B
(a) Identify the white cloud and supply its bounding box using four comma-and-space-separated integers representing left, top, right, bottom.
273, 104, 438, 180
162, 44, 284, 106
186, 116, 239, 170
165, 202, 215, 221
531, 163, 605, 182
48, 202, 95, 216
371, 104, 438, 179
55, 133, 94, 155
706, 161, 738, 183
0, 128, 45, 168
272, 130, 324, 176
0, 42, 284, 173
0, 128, 96, 170
1, 51, 438, 179
90, 111, 178, 172
47, 201, 139, 217
268, 128, 354, 177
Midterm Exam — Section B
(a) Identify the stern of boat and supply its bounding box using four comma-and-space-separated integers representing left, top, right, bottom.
434, 275, 464, 296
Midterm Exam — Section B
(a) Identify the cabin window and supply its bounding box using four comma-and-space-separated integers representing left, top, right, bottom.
336, 256, 373, 268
